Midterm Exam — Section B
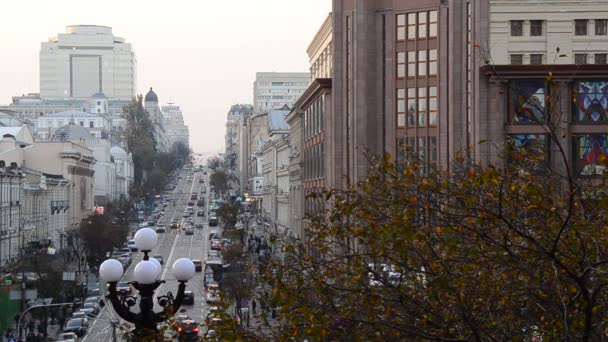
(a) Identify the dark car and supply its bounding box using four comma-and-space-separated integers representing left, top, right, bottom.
64, 318, 87, 337
197, 210, 204, 217
117, 282, 131, 295
171, 223, 180, 229
176, 319, 199, 340
193, 260, 202, 272
153, 255, 164, 265
155, 226, 166, 233
183, 290, 194, 305
208, 217, 218, 226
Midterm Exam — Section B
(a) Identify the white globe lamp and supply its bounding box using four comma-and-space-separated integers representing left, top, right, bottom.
172, 258, 195, 282
149, 257, 163, 280
134, 260, 158, 285
134, 228, 158, 251
100, 259, 124, 282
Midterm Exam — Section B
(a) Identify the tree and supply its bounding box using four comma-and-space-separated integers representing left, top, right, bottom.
210, 170, 230, 196
123, 95, 157, 193
78, 206, 129, 270
238, 76, 608, 341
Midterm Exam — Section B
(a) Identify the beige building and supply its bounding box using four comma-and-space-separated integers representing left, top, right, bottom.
253, 72, 310, 113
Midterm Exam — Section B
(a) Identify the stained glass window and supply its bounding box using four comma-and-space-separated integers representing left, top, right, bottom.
574, 134, 608, 176
510, 80, 546, 123
575, 81, 608, 123
510, 134, 547, 157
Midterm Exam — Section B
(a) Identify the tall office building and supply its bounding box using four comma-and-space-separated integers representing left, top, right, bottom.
253, 72, 310, 113
40, 25, 137, 100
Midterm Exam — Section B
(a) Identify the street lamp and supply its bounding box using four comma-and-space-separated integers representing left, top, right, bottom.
99, 228, 195, 340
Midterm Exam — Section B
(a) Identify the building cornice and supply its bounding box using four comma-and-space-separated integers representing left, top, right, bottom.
482, 64, 608, 79
306, 13, 333, 59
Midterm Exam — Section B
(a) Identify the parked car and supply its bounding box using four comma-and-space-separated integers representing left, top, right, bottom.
193, 260, 203, 272
185, 227, 194, 235
183, 290, 194, 305
70, 312, 89, 327
171, 223, 180, 229
64, 318, 87, 337
57, 332, 78, 342
153, 255, 164, 265
197, 211, 204, 217
211, 239, 222, 250
80, 302, 101, 317
85, 296, 104, 306
155, 226, 166, 233
206, 290, 220, 304
176, 319, 199, 339
127, 240, 137, 251
195, 222, 203, 228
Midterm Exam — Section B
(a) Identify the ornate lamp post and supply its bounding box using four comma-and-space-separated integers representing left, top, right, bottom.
99, 228, 195, 340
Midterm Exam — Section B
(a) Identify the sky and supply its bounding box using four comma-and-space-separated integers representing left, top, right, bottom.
0, 0, 331, 154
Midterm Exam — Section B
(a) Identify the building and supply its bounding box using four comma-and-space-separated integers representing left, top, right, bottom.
261, 108, 291, 235
40, 25, 137, 100
144, 88, 169, 153
225, 104, 253, 188
0, 161, 23, 267
162, 103, 190, 150
253, 72, 310, 113
111, 146, 134, 201
244, 113, 269, 210
36, 109, 111, 140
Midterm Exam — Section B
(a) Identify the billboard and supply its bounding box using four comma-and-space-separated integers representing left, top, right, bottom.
253, 177, 264, 195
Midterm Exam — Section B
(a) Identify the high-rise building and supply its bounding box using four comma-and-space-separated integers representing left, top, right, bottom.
162, 103, 190, 151
253, 72, 310, 113
40, 25, 137, 100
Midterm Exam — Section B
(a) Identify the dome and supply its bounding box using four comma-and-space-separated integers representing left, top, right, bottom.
145, 87, 158, 103
91, 92, 108, 99
53, 123, 93, 142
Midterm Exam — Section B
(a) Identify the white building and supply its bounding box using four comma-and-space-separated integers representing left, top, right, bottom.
225, 104, 253, 185
37, 109, 111, 140
253, 72, 310, 113
489, 0, 608, 65
162, 103, 190, 150
111, 146, 134, 201
144, 88, 169, 153
40, 25, 137, 100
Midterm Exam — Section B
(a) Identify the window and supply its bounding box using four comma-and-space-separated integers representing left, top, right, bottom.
575, 54, 588, 65
418, 50, 427, 76
418, 12, 427, 38
418, 136, 426, 161
429, 49, 437, 75
509, 134, 549, 168
429, 10, 438, 37
79, 121, 84, 126
529, 20, 543, 36
575, 20, 588, 36
510, 80, 546, 123
511, 20, 523, 36
418, 87, 427, 127
597, 19, 608, 35
574, 134, 608, 175
596, 54, 608, 64
397, 14, 406, 40
407, 51, 416, 76
407, 88, 416, 126
429, 87, 438, 126
510, 54, 523, 65
89, 121, 94, 128
397, 52, 406, 78
575, 81, 608, 123
397, 88, 406, 127
407, 13, 416, 40
530, 54, 544, 65
429, 137, 437, 166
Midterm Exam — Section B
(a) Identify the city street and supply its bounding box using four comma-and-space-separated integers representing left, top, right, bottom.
83, 169, 212, 341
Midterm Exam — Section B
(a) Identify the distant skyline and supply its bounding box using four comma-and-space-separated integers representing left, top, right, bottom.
0, 0, 331, 154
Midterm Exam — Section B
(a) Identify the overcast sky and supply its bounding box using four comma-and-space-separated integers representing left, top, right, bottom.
0, 0, 331, 154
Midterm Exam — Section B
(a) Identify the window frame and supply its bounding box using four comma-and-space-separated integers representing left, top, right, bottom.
575, 19, 588, 36
530, 20, 544, 36
530, 54, 544, 65
510, 54, 524, 65
574, 54, 588, 65
510, 20, 523, 36
596, 19, 607, 35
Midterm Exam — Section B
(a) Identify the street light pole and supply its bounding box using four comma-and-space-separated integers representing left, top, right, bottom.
17, 302, 73, 342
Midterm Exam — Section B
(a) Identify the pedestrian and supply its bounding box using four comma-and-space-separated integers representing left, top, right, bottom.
252, 299, 257, 315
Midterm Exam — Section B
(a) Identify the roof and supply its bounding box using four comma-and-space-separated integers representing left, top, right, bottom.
110, 146, 127, 156
145, 87, 158, 102
268, 108, 290, 132
0, 127, 22, 138
53, 124, 93, 141
45, 110, 99, 118
91, 92, 107, 99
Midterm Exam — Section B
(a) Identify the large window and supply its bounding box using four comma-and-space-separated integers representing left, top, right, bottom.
530, 20, 544, 36
408, 13, 416, 40
575, 81, 608, 123
397, 52, 405, 78
429, 87, 438, 126
574, 134, 608, 176
397, 14, 406, 41
418, 88, 427, 127
418, 12, 427, 38
407, 88, 416, 127
511, 20, 523, 36
510, 54, 523, 65
510, 80, 547, 123
408, 51, 416, 76
530, 54, 544, 65
596, 54, 607, 64
429, 10, 438, 37
418, 50, 427, 76
575, 20, 588, 36
575, 54, 588, 65
509, 134, 549, 168
596, 19, 607, 35
397, 88, 406, 127
429, 49, 437, 75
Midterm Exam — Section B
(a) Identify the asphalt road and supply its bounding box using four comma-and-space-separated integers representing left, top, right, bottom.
82, 168, 212, 341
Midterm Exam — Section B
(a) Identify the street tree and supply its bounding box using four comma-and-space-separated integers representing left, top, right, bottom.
123, 95, 157, 194
210, 170, 230, 196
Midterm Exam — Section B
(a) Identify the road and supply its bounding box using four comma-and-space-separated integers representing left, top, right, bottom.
83, 168, 212, 341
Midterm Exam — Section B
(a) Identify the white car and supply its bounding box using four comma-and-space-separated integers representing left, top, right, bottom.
57, 332, 78, 342
127, 240, 137, 251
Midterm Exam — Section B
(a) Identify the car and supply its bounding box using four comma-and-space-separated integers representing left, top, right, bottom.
171, 223, 180, 229
183, 211, 190, 217
193, 260, 203, 272
185, 227, 194, 235
88, 288, 101, 297
70, 311, 89, 326
195, 222, 203, 228
207, 250, 220, 258
183, 290, 194, 305
80, 302, 100, 317
153, 255, 164, 265
85, 296, 104, 306
187, 201, 194, 207
206, 290, 220, 304
127, 240, 137, 251
197, 211, 204, 217
64, 318, 87, 337
117, 282, 132, 295
155, 226, 166, 233
176, 319, 199, 339
211, 239, 222, 250
201, 188, 207, 194
208, 216, 218, 226
57, 332, 78, 342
